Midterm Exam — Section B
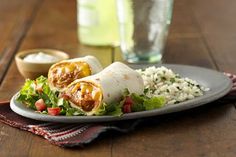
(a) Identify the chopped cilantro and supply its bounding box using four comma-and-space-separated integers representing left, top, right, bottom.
170, 78, 175, 83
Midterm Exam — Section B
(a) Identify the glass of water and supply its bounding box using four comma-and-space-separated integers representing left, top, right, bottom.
116, 0, 174, 63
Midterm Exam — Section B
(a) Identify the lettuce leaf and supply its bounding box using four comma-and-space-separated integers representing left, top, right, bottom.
16, 79, 38, 109
130, 93, 145, 112
121, 89, 166, 112
17, 77, 166, 117
143, 96, 166, 110
65, 108, 85, 116
95, 102, 123, 116
16, 76, 87, 116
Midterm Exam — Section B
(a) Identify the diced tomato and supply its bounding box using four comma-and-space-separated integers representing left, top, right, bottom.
124, 96, 133, 105
123, 96, 133, 113
35, 99, 47, 111
123, 104, 132, 113
47, 107, 61, 116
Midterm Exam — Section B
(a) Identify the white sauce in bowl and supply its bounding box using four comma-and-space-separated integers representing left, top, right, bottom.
23, 52, 59, 63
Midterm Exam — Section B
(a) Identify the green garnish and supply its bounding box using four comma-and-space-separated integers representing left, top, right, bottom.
95, 102, 123, 116
16, 77, 166, 117
121, 88, 166, 112
16, 76, 85, 116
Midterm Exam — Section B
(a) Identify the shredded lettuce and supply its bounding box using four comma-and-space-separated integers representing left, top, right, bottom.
121, 88, 166, 112
16, 76, 85, 116
143, 96, 165, 110
95, 102, 123, 116
16, 79, 39, 109
17, 77, 166, 117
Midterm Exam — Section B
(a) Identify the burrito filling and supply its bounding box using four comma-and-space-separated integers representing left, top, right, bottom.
49, 62, 91, 89
66, 82, 102, 112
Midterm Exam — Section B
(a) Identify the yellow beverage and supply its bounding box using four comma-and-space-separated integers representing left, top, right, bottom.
77, 0, 119, 46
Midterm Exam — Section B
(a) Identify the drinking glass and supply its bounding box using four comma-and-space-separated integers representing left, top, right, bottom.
116, 0, 174, 63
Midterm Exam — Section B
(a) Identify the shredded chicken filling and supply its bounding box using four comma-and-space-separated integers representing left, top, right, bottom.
49, 62, 91, 89
67, 82, 102, 112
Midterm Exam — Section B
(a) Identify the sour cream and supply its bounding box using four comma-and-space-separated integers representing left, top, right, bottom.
23, 52, 59, 63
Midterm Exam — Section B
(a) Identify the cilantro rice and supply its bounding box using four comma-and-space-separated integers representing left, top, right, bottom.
136, 66, 210, 105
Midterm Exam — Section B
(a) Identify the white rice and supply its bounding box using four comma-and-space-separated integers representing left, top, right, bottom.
136, 66, 210, 105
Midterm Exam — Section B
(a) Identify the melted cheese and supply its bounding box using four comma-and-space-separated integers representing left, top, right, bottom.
48, 61, 91, 91
67, 82, 102, 112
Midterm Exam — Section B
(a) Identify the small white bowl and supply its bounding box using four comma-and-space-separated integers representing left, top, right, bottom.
15, 49, 69, 79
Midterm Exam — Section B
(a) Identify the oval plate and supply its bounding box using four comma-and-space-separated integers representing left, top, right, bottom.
10, 64, 232, 123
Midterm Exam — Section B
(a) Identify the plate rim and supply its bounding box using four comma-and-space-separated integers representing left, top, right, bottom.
10, 64, 233, 123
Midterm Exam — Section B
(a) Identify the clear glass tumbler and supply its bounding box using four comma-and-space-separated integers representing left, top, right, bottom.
116, 0, 174, 63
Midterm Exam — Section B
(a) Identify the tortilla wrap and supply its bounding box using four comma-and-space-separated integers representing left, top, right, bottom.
65, 62, 144, 115
48, 55, 103, 91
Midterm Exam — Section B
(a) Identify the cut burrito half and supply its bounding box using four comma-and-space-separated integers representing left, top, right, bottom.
48, 55, 103, 91
64, 62, 144, 115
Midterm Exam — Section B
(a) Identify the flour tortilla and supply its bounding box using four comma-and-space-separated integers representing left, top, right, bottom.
66, 62, 144, 115
63, 56, 103, 75
48, 55, 103, 91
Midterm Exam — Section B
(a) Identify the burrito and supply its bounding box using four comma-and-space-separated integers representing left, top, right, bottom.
64, 62, 144, 115
48, 55, 103, 91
